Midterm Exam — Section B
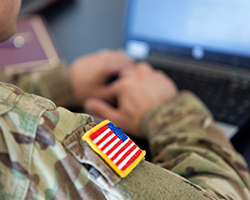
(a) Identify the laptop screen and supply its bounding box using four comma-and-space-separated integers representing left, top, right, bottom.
124, 0, 250, 68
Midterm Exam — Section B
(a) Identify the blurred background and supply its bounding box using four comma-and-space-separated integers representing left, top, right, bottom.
20, 0, 126, 63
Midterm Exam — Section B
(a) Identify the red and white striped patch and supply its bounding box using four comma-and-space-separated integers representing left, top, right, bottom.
82, 120, 146, 177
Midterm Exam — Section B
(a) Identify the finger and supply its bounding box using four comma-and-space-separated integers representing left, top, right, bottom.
99, 50, 133, 65
108, 77, 132, 95
95, 86, 118, 104
136, 62, 154, 71
84, 98, 121, 122
100, 51, 135, 73
155, 69, 175, 81
120, 62, 154, 78
119, 66, 137, 78
155, 70, 178, 88
100, 50, 133, 63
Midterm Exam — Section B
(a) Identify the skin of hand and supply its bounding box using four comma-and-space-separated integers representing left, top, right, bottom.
70, 50, 134, 106
84, 62, 178, 138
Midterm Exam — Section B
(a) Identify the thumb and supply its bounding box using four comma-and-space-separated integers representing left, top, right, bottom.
84, 98, 120, 121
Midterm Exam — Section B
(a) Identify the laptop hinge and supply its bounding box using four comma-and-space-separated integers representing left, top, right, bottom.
146, 54, 250, 82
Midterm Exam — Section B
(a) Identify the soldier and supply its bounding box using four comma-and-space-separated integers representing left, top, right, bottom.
0, 0, 250, 199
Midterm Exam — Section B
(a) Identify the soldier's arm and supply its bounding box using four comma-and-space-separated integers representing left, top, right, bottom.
0, 62, 75, 107
0, 82, 219, 200
83, 62, 250, 199
1, 82, 248, 200
0, 50, 133, 108
140, 91, 250, 199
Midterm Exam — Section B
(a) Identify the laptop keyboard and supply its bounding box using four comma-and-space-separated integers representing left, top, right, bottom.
153, 64, 250, 126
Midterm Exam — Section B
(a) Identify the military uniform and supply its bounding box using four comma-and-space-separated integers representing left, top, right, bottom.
0, 64, 250, 199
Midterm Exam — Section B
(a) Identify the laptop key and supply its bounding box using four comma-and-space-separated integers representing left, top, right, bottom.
243, 100, 250, 108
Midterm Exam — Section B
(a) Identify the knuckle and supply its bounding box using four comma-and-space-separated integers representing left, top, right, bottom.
156, 70, 169, 79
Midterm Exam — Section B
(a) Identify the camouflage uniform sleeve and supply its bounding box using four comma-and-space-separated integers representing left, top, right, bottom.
0, 82, 226, 200
140, 91, 250, 199
1, 82, 249, 200
0, 82, 107, 199
0, 62, 76, 107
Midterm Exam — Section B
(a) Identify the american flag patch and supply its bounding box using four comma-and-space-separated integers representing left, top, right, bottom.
82, 120, 146, 178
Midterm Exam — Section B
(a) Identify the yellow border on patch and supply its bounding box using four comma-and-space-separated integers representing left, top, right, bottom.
82, 120, 145, 178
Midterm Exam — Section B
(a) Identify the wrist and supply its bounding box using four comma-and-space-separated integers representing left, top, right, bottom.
135, 92, 179, 138
139, 91, 213, 140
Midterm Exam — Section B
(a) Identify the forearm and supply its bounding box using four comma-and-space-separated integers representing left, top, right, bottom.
140, 91, 250, 199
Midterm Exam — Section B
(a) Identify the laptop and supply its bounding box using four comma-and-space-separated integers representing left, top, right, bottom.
123, 0, 250, 139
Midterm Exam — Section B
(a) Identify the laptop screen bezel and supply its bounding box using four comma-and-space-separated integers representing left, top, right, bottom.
123, 0, 250, 69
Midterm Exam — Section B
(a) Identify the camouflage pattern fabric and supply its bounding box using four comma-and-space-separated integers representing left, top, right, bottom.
0, 82, 249, 199
0, 62, 75, 107
140, 91, 250, 199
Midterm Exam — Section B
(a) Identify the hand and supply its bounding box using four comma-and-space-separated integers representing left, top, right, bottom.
70, 50, 134, 106
84, 63, 178, 138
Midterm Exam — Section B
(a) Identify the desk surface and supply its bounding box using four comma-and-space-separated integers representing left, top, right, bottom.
42, 0, 126, 64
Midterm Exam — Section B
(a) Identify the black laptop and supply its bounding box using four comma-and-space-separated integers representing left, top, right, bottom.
123, 0, 250, 139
